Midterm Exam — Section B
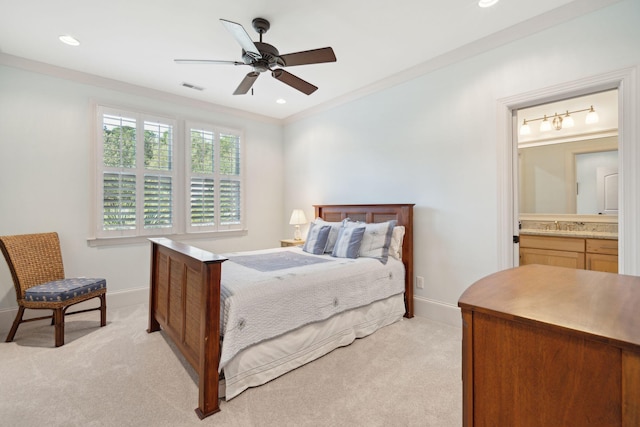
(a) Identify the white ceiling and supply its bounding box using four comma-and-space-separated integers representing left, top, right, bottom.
0, 0, 614, 121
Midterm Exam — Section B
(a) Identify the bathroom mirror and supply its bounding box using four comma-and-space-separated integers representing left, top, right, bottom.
518, 137, 618, 215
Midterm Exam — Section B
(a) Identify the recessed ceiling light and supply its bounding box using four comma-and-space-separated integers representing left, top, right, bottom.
478, 0, 499, 7
59, 35, 80, 46
276, 98, 286, 104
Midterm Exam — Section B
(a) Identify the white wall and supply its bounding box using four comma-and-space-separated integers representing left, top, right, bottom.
0, 64, 284, 322
283, 0, 640, 326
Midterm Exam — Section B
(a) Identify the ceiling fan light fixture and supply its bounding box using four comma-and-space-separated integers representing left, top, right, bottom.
478, 0, 499, 8
59, 35, 80, 46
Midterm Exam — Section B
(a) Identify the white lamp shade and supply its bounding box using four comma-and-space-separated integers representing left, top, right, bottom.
539, 116, 552, 132
563, 113, 575, 128
585, 106, 599, 124
289, 209, 307, 225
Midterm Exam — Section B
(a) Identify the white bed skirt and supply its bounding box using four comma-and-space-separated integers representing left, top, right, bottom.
221, 293, 406, 400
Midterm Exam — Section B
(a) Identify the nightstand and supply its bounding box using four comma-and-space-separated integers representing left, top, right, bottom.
281, 239, 304, 247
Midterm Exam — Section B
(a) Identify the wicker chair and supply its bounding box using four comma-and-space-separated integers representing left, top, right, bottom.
0, 232, 107, 347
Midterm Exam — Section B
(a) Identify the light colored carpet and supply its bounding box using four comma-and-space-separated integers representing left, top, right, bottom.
0, 303, 462, 427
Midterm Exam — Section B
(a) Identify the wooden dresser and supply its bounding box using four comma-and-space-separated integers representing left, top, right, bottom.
458, 265, 640, 427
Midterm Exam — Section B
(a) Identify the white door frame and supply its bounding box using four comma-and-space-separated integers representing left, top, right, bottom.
497, 66, 639, 274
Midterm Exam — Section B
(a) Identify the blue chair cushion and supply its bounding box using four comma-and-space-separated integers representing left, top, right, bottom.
24, 278, 106, 302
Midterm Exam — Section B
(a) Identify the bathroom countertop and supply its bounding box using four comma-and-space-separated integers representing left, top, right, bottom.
520, 229, 618, 240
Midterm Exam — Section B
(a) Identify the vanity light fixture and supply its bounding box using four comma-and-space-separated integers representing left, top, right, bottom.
59, 35, 80, 46
520, 105, 599, 134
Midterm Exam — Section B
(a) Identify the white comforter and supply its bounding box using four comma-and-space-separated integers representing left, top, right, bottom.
218, 247, 405, 369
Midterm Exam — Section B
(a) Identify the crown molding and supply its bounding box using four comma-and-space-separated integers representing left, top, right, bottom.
0, 52, 281, 125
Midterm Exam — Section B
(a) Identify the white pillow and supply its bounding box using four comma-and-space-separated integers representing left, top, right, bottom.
389, 226, 405, 260
345, 219, 397, 264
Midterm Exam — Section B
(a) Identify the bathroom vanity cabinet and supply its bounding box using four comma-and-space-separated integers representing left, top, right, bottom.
519, 234, 618, 273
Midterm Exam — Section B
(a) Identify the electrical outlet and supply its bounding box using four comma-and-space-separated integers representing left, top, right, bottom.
416, 276, 424, 289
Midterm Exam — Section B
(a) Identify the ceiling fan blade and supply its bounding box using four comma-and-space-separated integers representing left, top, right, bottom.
233, 72, 260, 95
174, 59, 245, 66
279, 47, 336, 67
220, 19, 261, 60
272, 69, 318, 95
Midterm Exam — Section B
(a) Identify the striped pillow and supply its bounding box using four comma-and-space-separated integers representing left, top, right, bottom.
357, 220, 397, 264
302, 224, 331, 255
313, 218, 347, 253
331, 226, 366, 259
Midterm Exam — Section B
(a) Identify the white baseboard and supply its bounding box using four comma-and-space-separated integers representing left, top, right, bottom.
0, 286, 149, 336
413, 296, 461, 328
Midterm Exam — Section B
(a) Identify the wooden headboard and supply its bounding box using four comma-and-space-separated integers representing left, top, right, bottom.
314, 204, 414, 318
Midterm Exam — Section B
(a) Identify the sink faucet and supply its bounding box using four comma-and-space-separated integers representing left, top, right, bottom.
555, 221, 559, 231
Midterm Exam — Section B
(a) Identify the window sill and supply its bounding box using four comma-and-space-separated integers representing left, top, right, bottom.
87, 229, 248, 247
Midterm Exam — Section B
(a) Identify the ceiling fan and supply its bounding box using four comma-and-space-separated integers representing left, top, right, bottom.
175, 18, 337, 96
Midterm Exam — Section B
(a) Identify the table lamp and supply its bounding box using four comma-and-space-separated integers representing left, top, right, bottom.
289, 209, 307, 241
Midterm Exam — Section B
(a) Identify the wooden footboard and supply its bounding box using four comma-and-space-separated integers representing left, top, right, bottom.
147, 238, 227, 419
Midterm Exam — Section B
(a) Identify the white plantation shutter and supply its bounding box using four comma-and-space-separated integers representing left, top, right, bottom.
219, 133, 242, 227
95, 106, 243, 240
187, 124, 244, 232
103, 172, 136, 230
144, 175, 172, 228
190, 178, 215, 226
96, 106, 176, 237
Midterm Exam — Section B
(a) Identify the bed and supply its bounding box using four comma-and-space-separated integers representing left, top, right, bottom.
147, 204, 414, 419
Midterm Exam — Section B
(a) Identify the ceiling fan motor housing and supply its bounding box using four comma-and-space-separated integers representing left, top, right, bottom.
242, 42, 284, 72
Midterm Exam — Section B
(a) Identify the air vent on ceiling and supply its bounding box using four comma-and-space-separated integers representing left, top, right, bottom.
182, 82, 204, 91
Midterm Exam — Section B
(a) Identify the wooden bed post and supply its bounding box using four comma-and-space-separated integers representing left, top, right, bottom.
146, 238, 227, 419
196, 259, 223, 419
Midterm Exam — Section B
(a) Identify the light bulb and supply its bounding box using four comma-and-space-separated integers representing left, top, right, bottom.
59, 35, 80, 46
519, 119, 531, 136
478, 0, 499, 7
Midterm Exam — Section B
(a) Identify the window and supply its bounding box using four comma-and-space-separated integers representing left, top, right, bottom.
95, 106, 244, 239
186, 123, 243, 232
